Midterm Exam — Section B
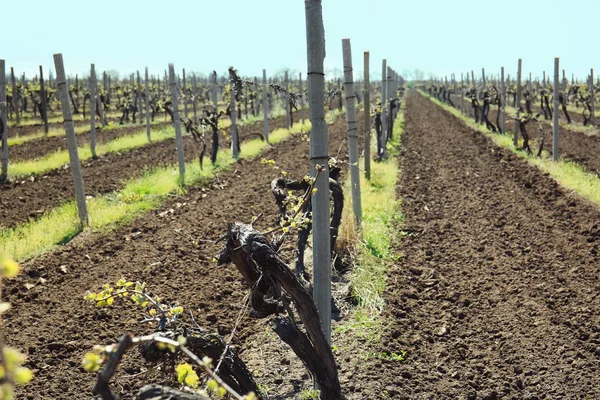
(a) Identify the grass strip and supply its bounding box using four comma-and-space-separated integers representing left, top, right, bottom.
333, 106, 404, 343
0, 121, 313, 262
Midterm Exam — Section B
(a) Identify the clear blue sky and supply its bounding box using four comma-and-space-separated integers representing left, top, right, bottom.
1, 0, 598, 82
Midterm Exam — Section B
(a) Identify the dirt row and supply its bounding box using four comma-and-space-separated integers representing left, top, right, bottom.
365, 91, 599, 399
483, 107, 600, 176
7, 111, 135, 138
4, 111, 349, 399
9, 121, 172, 162
447, 95, 600, 177
8, 105, 232, 162
0, 114, 296, 229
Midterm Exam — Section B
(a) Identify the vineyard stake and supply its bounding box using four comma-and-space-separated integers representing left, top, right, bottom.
299, 72, 304, 124
590, 68, 595, 124
514, 58, 522, 147
39, 66, 49, 135
553, 58, 560, 162
168, 64, 186, 185
262, 69, 269, 143
0, 60, 7, 183
11, 67, 18, 124
500, 66, 505, 134
182, 68, 188, 120
381, 59, 388, 156
342, 38, 362, 226
284, 70, 291, 129
304, 0, 332, 346
212, 71, 218, 111
229, 69, 239, 160
192, 73, 198, 123
461, 72, 464, 115
364, 51, 371, 180
53, 53, 89, 227
144, 67, 151, 141
89, 64, 97, 159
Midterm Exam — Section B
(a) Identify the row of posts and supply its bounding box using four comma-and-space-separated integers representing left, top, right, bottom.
0, 56, 310, 225
450, 58, 574, 162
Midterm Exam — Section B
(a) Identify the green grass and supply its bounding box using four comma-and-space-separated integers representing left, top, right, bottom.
424, 92, 600, 208
0, 120, 312, 262
333, 106, 404, 343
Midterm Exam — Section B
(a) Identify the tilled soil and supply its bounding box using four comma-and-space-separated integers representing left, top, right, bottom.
485, 107, 600, 177
373, 91, 600, 399
4, 112, 347, 399
9, 121, 172, 162
0, 115, 292, 229
7, 111, 139, 138
8, 107, 231, 161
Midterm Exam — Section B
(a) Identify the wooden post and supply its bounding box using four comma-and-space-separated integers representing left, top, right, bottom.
168, 64, 186, 185
262, 69, 269, 143
182, 68, 188, 119
129, 74, 135, 123
53, 54, 89, 226
284, 70, 291, 129
89, 64, 98, 159
514, 58, 522, 147
97, 73, 107, 127
460, 72, 464, 114
553, 58, 559, 162
590, 68, 595, 124
466, 71, 472, 118
144, 67, 151, 141
470, 69, 475, 103
500, 67, 505, 134
229, 69, 239, 160
39, 65, 49, 135
11, 67, 19, 124
107, 75, 111, 105
482, 68, 486, 92
136, 71, 142, 124
299, 72, 304, 124
380, 59, 388, 156
212, 71, 218, 111
304, 0, 332, 345
342, 39, 362, 226
0, 60, 8, 183
543, 71, 546, 86
192, 73, 198, 123
363, 51, 371, 180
